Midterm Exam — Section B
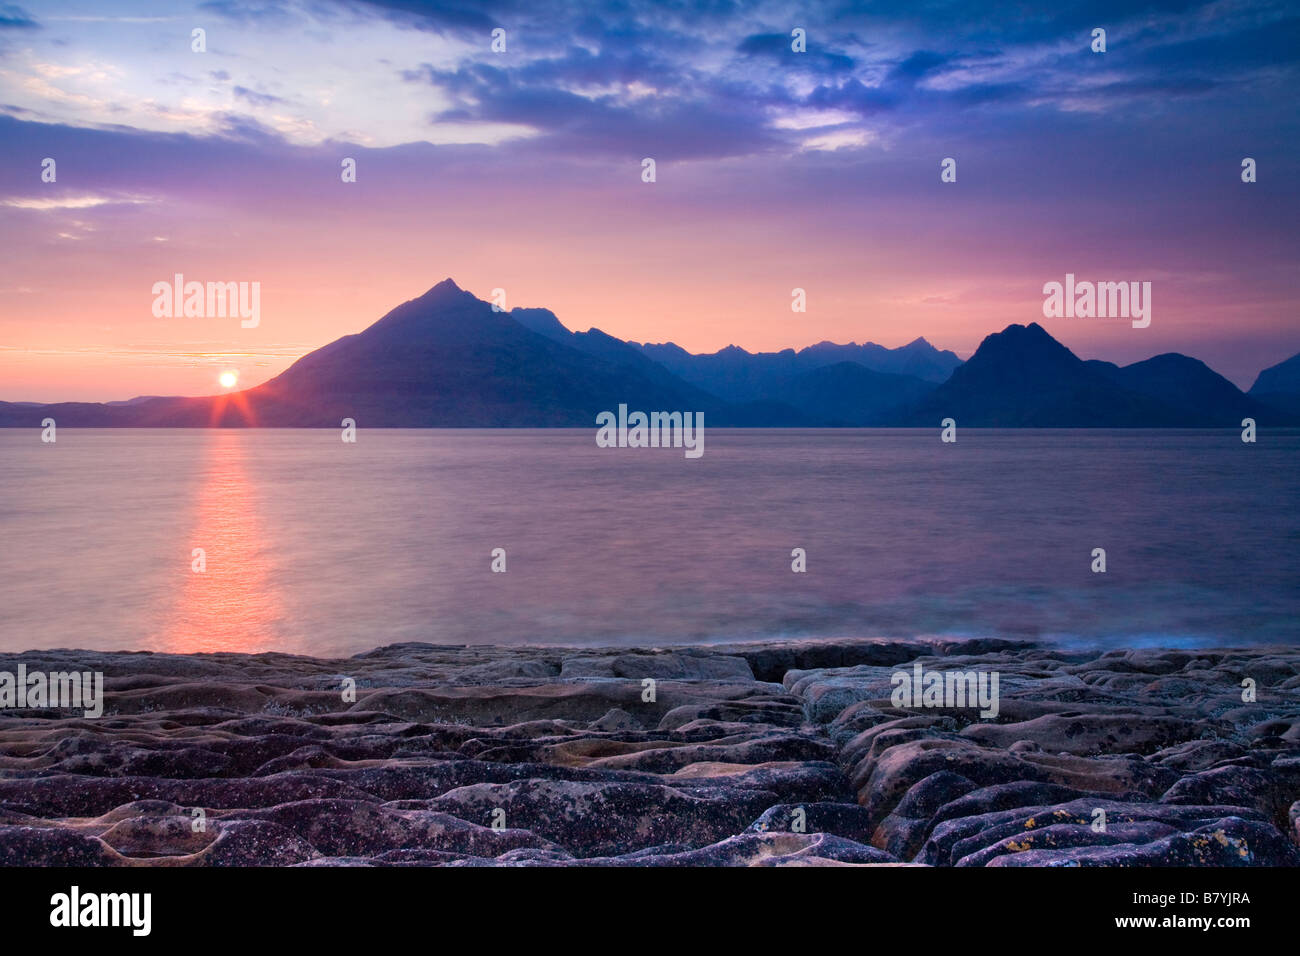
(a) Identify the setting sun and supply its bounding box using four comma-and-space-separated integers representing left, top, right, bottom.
218, 370, 239, 389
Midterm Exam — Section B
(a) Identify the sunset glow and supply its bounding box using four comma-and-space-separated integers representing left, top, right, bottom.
219, 371, 239, 390
0, 0, 1296, 403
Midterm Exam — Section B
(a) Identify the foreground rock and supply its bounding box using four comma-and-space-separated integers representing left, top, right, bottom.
0, 640, 1296, 866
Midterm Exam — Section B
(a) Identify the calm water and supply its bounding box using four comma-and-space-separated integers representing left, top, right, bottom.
1, 429, 1296, 657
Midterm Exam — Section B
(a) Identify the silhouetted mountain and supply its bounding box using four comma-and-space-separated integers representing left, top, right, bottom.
500, 304, 815, 424
766, 362, 936, 425
232, 279, 740, 426
801, 338, 963, 382
0, 281, 736, 427
1085, 354, 1275, 423
902, 323, 1282, 426
105, 395, 179, 406
1248, 352, 1300, 415
504, 306, 808, 423
634, 336, 961, 403
0, 285, 1292, 428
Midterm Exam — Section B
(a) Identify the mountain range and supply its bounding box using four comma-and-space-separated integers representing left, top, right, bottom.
3, 278, 1298, 428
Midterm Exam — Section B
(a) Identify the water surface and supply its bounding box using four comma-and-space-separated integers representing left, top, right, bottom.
1, 428, 1295, 656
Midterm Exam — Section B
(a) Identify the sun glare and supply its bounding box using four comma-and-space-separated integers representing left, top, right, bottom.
219, 370, 239, 389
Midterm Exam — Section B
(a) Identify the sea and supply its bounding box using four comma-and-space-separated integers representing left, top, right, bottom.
1, 428, 1296, 657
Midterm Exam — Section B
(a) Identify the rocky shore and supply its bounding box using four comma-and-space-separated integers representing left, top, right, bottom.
0, 638, 1297, 866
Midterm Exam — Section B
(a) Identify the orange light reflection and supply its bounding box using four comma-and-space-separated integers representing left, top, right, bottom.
160, 431, 282, 652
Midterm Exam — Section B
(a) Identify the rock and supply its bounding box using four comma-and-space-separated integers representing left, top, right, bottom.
920, 799, 1274, 866
746, 802, 876, 844
239, 798, 557, 857
198, 820, 320, 866
1150, 739, 1249, 772
956, 821, 1180, 867
559, 651, 754, 681
589, 709, 641, 732
98, 813, 213, 857
0, 638, 1294, 867
0, 826, 123, 866
1161, 764, 1300, 830
961, 714, 1201, 756
986, 818, 1300, 867
871, 771, 978, 858
428, 778, 777, 857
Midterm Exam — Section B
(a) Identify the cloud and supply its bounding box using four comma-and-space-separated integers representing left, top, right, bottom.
736, 32, 856, 73
349, 0, 504, 34
1, 193, 157, 211
887, 50, 954, 84
0, 4, 37, 29
411, 58, 787, 159
0, 0, 1295, 167
195, 0, 305, 27
233, 85, 286, 107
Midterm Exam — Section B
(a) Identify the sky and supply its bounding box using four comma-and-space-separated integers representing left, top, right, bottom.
0, 0, 1297, 401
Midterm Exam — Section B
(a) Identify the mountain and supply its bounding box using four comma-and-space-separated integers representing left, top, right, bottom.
633, 336, 962, 403
1, 283, 1292, 428
254, 280, 743, 426
802, 338, 963, 383
509, 307, 572, 343
219, 279, 741, 426
765, 362, 936, 425
901, 323, 1285, 427
506, 308, 813, 424
1248, 352, 1300, 415
0, 281, 738, 427
1085, 354, 1274, 423
105, 395, 179, 406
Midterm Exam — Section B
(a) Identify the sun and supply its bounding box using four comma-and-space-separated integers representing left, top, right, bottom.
218, 370, 239, 389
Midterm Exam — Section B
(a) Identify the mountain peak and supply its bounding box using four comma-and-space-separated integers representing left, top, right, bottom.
400, 278, 478, 312
960, 323, 1080, 377
979, 322, 1057, 348
416, 278, 468, 304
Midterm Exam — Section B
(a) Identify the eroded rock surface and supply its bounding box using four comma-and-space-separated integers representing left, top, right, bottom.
0, 640, 1296, 866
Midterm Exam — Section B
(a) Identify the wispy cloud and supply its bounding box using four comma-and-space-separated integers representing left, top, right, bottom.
1, 193, 158, 210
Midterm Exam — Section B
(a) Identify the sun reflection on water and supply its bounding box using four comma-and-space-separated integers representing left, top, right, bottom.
160, 431, 282, 652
